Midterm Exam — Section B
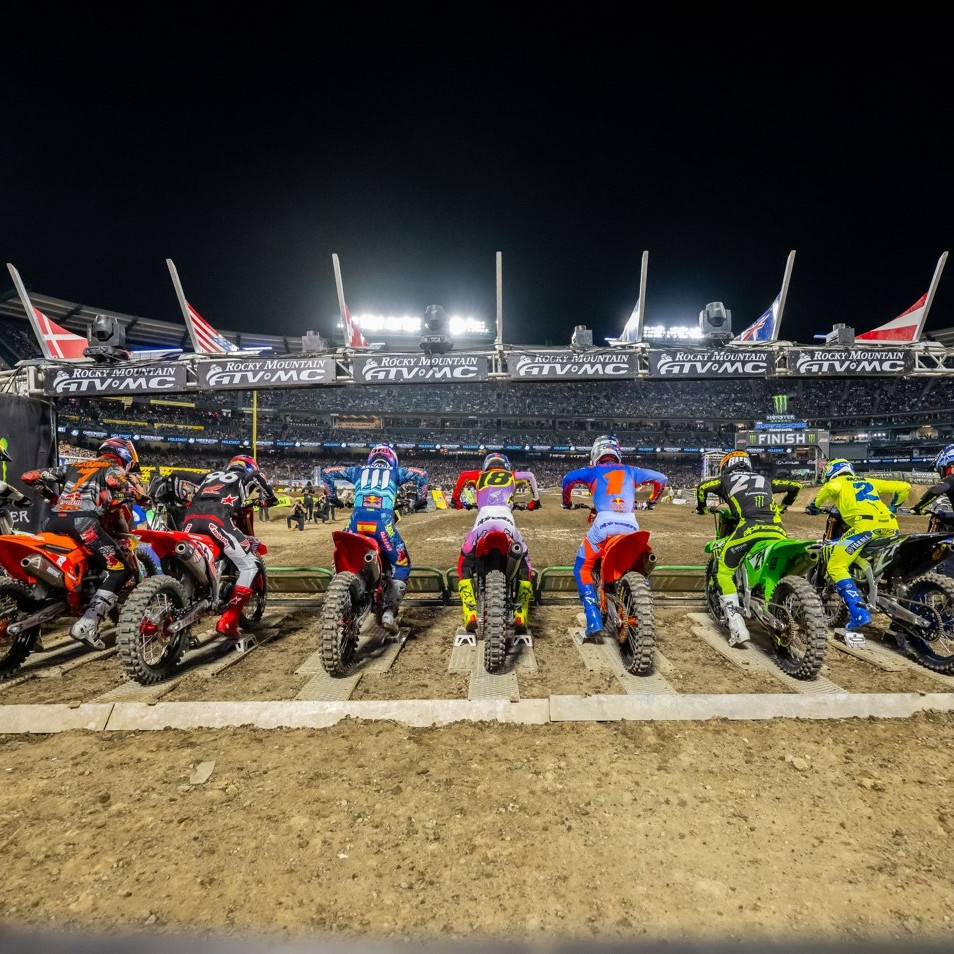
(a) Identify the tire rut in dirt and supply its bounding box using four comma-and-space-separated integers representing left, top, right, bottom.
899, 572, 954, 673
319, 572, 362, 677
116, 576, 190, 685
481, 569, 509, 673
766, 575, 829, 680
0, 580, 40, 680
618, 571, 656, 675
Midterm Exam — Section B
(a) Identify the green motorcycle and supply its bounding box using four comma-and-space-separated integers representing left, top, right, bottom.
703, 508, 830, 680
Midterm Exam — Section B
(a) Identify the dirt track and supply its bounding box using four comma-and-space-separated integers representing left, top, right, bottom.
2, 487, 954, 946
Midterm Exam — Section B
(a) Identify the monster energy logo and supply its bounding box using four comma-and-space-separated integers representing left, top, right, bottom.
773, 394, 788, 414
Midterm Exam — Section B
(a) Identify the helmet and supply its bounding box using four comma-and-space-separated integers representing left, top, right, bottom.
368, 443, 398, 468
482, 452, 510, 471
590, 435, 622, 466
228, 454, 259, 475
934, 444, 954, 478
823, 458, 855, 482
719, 451, 752, 476
99, 437, 139, 473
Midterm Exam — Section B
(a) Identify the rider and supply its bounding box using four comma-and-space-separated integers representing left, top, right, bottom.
321, 444, 429, 635
147, 469, 199, 531
562, 435, 668, 643
449, 452, 541, 634
695, 450, 802, 647
183, 455, 279, 640
0, 446, 31, 530
911, 444, 954, 518
22, 438, 146, 649
805, 458, 911, 639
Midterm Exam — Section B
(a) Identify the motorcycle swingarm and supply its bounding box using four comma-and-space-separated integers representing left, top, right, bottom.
8, 600, 70, 636
166, 599, 213, 635
877, 596, 931, 629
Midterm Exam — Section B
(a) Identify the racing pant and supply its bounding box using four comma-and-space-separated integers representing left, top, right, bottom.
44, 512, 132, 597
348, 506, 411, 582
184, 511, 260, 589
457, 507, 532, 583
715, 521, 787, 596
824, 519, 899, 585
573, 511, 640, 591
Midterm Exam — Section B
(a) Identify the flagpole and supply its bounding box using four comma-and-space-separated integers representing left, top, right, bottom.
252, 390, 258, 463
774, 250, 796, 341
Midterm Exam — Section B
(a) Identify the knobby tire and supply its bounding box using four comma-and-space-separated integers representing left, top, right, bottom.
767, 576, 829, 680
319, 572, 362, 677
0, 581, 40, 680
617, 571, 656, 676
481, 569, 509, 673
116, 576, 190, 685
900, 572, 954, 673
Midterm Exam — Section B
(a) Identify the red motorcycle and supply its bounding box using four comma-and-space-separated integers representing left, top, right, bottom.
318, 529, 394, 677
115, 505, 268, 684
572, 504, 658, 675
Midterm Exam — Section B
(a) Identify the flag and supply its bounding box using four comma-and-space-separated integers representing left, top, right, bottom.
30, 306, 90, 360
733, 294, 780, 343
856, 294, 927, 343
342, 304, 370, 349
185, 302, 239, 354
606, 301, 640, 346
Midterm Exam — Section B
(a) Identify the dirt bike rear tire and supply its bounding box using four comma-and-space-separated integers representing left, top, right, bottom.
617, 571, 656, 675
766, 575, 829, 680
319, 572, 363, 677
808, 564, 848, 630
0, 580, 40, 680
116, 576, 190, 685
241, 562, 267, 629
480, 569, 509, 673
899, 572, 954, 673
704, 559, 726, 629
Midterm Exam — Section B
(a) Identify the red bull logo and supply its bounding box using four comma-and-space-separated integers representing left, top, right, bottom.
364, 494, 382, 508
610, 496, 626, 513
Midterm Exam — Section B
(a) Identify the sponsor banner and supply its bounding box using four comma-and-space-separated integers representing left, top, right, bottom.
648, 349, 771, 378
507, 350, 638, 380
1, 394, 57, 532
352, 354, 489, 384
44, 363, 188, 396
196, 356, 336, 390
788, 348, 914, 376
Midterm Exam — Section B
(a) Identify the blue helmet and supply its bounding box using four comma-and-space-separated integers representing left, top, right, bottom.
483, 452, 510, 471
934, 444, 954, 478
590, 435, 621, 466
823, 458, 854, 482
228, 454, 259, 475
368, 443, 398, 468
99, 437, 140, 473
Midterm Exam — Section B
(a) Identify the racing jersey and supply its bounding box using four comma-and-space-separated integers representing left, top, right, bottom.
321, 463, 428, 512
811, 474, 909, 530
696, 471, 801, 526
913, 474, 954, 515
450, 468, 540, 510
22, 458, 136, 518
188, 468, 278, 517
562, 463, 667, 512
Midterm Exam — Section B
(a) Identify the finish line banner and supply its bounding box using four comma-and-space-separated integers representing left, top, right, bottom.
787, 348, 914, 376
507, 350, 639, 380
648, 349, 772, 378
196, 356, 337, 390
43, 363, 188, 396
351, 354, 489, 384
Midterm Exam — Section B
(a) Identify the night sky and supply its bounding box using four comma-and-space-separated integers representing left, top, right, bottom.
4, 16, 952, 349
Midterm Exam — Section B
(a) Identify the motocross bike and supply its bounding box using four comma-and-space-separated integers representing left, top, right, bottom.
318, 528, 396, 677
807, 506, 954, 673
114, 503, 268, 684
468, 502, 539, 674
571, 504, 658, 676
0, 504, 162, 680
704, 507, 830, 680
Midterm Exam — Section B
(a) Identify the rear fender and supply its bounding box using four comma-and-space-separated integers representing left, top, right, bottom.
0, 532, 87, 592
741, 538, 819, 601
600, 530, 654, 584
332, 530, 382, 578
475, 529, 523, 579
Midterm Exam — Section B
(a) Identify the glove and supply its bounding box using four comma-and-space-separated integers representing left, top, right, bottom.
562, 502, 572, 510
464, 503, 475, 510
804, 503, 821, 516
527, 499, 540, 511
912, 507, 924, 516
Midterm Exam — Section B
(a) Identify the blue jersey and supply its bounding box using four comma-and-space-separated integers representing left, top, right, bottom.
562, 463, 667, 513
321, 463, 429, 513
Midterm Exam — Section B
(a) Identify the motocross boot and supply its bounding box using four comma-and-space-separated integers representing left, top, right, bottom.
458, 577, 478, 632
579, 583, 604, 643
834, 578, 871, 646
514, 579, 533, 634
216, 585, 254, 640
380, 579, 406, 636
719, 593, 751, 647
70, 589, 119, 650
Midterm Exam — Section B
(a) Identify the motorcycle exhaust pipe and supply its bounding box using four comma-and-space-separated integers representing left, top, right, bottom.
510, 540, 526, 559
174, 541, 210, 585
21, 554, 64, 586
363, 549, 382, 582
